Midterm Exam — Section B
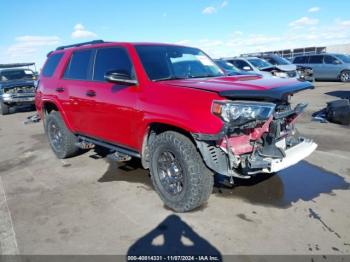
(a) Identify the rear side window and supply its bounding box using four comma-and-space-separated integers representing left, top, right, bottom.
42, 53, 64, 77
293, 56, 307, 63
309, 55, 324, 64
64, 49, 94, 80
93, 47, 134, 81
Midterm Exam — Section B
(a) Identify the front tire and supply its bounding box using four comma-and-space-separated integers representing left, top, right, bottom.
0, 101, 10, 115
339, 70, 350, 82
149, 131, 214, 212
45, 111, 79, 159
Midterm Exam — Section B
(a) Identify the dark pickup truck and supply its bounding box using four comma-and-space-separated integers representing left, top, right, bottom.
0, 63, 37, 115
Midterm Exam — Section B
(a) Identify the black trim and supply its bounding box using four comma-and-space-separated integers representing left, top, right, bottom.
56, 40, 105, 51
219, 81, 314, 101
77, 135, 140, 158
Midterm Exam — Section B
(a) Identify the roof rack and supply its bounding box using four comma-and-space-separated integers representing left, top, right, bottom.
55, 40, 105, 51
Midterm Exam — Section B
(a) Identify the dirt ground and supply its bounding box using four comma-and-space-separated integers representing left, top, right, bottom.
0, 81, 349, 257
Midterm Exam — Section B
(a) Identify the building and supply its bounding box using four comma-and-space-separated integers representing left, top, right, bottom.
241, 43, 350, 60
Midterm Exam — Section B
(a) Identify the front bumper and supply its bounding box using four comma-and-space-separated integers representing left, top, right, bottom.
262, 138, 317, 173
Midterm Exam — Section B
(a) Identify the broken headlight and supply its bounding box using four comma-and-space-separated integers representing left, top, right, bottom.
212, 100, 275, 125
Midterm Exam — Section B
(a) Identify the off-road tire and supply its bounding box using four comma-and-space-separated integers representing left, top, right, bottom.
339, 70, 350, 82
45, 111, 79, 159
0, 101, 10, 115
149, 131, 214, 212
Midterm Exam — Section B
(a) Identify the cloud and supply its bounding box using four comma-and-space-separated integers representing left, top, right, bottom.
308, 6, 320, 13
71, 23, 97, 39
6, 36, 60, 58
174, 19, 350, 58
202, 6, 216, 15
202, 1, 228, 15
289, 17, 319, 27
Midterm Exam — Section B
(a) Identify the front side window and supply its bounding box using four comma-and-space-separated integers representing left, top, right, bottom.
135, 45, 224, 81
64, 49, 94, 80
334, 54, 350, 63
309, 55, 324, 64
93, 47, 134, 81
324, 55, 339, 64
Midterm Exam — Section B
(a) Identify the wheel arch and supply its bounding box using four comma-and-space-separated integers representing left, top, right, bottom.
41, 99, 75, 131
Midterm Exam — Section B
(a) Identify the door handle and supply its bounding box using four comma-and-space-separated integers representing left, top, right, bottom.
86, 90, 96, 97
55, 87, 64, 93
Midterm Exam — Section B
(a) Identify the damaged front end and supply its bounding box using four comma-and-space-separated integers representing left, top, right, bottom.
192, 82, 317, 180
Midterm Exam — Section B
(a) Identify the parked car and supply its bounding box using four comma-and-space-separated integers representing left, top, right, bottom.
37, 40, 317, 212
257, 54, 314, 81
214, 59, 261, 76
293, 53, 350, 82
226, 56, 304, 80
0, 63, 37, 115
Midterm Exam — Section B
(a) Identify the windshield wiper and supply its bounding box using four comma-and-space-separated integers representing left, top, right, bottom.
153, 76, 188, 82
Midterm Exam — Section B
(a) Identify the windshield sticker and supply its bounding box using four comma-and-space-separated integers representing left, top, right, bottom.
197, 55, 215, 66
24, 70, 32, 74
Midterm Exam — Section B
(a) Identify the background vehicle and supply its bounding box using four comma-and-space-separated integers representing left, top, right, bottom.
257, 54, 314, 81
214, 59, 261, 77
293, 53, 350, 82
0, 63, 37, 115
37, 40, 317, 212
225, 57, 300, 79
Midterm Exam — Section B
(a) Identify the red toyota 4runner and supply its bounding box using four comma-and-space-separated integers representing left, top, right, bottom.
36, 40, 317, 212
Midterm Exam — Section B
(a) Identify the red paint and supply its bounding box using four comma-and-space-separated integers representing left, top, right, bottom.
36, 42, 306, 154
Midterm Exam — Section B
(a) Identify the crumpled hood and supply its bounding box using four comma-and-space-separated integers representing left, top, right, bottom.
161, 75, 314, 101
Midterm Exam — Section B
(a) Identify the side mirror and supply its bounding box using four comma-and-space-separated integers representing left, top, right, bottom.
243, 66, 251, 71
333, 60, 341, 65
104, 71, 138, 85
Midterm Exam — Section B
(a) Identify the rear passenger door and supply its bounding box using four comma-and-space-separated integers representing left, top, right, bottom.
59, 49, 96, 134
308, 55, 324, 79
88, 46, 140, 149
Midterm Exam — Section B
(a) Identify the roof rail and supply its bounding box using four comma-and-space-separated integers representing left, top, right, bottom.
55, 40, 105, 51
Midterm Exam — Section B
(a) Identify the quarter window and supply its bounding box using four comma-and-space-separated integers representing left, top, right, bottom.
42, 53, 64, 77
64, 49, 94, 80
93, 47, 134, 81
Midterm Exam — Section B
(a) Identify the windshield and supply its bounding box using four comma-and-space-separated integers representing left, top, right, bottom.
247, 58, 272, 69
269, 55, 291, 65
135, 45, 224, 81
0, 69, 35, 81
215, 60, 240, 72
334, 54, 350, 63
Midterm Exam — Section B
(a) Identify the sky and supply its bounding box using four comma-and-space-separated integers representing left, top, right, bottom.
1, 0, 350, 68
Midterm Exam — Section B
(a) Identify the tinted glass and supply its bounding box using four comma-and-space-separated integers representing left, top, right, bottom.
293, 56, 307, 63
231, 60, 251, 70
247, 58, 272, 69
135, 45, 224, 81
42, 53, 64, 77
64, 50, 93, 80
324, 55, 338, 64
309, 55, 324, 64
93, 47, 134, 81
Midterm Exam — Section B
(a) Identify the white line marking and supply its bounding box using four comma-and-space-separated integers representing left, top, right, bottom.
0, 176, 19, 254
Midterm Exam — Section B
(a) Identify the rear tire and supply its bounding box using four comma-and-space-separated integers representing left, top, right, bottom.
339, 70, 350, 82
45, 111, 79, 159
149, 131, 214, 212
0, 101, 10, 115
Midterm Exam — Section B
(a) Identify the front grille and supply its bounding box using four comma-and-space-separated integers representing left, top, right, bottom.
4, 86, 35, 94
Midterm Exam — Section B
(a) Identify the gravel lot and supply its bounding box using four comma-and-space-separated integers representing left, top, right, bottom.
0, 81, 349, 256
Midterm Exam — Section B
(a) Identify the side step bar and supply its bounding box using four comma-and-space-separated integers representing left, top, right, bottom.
77, 135, 141, 158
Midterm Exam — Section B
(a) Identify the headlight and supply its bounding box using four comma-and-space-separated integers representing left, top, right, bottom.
273, 71, 288, 78
212, 100, 275, 125
2, 93, 12, 98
